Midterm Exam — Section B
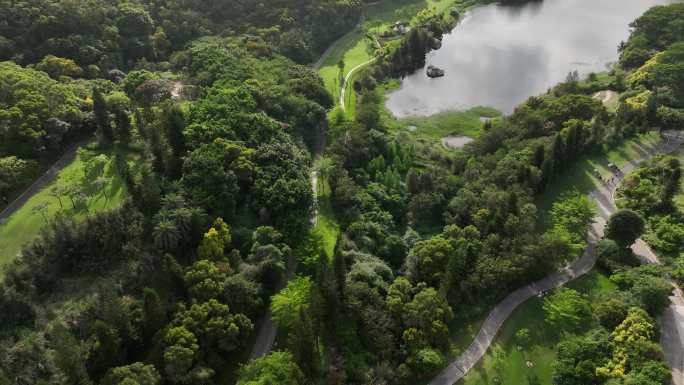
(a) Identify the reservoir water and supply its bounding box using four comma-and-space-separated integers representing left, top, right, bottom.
385, 0, 674, 117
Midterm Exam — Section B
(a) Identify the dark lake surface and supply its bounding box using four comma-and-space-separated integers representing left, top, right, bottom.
385, 0, 674, 117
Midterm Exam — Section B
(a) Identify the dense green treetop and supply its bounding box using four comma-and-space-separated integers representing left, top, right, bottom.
0, 61, 87, 158
0, 0, 361, 70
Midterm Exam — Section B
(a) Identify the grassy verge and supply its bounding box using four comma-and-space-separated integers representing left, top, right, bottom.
314, 178, 341, 260
319, 30, 373, 99
0, 144, 131, 269
536, 132, 661, 228
456, 270, 617, 385
675, 148, 684, 212
448, 313, 487, 359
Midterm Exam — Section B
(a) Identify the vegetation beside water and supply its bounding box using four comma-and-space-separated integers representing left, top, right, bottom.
0, 1, 683, 385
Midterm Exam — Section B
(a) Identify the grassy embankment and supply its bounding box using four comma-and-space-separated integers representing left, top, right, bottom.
381, 84, 502, 143
0, 144, 132, 269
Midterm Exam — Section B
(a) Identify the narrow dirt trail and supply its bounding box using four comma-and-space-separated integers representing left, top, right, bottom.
340, 58, 377, 112
429, 131, 683, 385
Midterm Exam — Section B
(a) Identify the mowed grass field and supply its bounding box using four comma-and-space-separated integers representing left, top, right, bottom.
456, 270, 618, 385
0, 144, 131, 269
318, 29, 373, 99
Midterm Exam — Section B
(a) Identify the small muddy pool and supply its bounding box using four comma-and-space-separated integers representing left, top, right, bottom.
442, 136, 474, 149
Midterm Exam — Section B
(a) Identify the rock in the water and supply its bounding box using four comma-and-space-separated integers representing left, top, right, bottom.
432, 39, 442, 49
426, 65, 445, 78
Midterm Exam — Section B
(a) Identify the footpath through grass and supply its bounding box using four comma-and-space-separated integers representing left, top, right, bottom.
314, 178, 340, 260
0, 144, 131, 270
318, 29, 372, 99
456, 270, 617, 385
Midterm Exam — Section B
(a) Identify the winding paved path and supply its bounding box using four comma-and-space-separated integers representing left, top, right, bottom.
429, 131, 683, 385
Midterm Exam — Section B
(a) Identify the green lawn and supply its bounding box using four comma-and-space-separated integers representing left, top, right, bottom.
456, 270, 617, 385
675, 148, 684, 212
0, 144, 130, 269
536, 132, 661, 228
448, 313, 487, 359
318, 30, 373, 99
314, 178, 340, 260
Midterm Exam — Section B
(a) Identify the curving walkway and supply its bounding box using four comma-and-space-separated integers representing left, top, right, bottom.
429, 131, 683, 385
340, 58, 377, 112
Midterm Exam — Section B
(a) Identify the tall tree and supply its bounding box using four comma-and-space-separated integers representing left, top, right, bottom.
101, 362, 161, 385
143, 288, 165, 340
605, 209, 645, 249
164, 105, 186, 179
88, 320, 123, 379
148, 125, 167, 175
551, 133, 565, 175
115, 109, 131, 144
93, 89, 114, 145
237, 351, 306, 385
51, 323, 93, 385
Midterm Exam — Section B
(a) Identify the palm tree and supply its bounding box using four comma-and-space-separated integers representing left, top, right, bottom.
160, 192, 186, 210
153, 219, 181, 251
